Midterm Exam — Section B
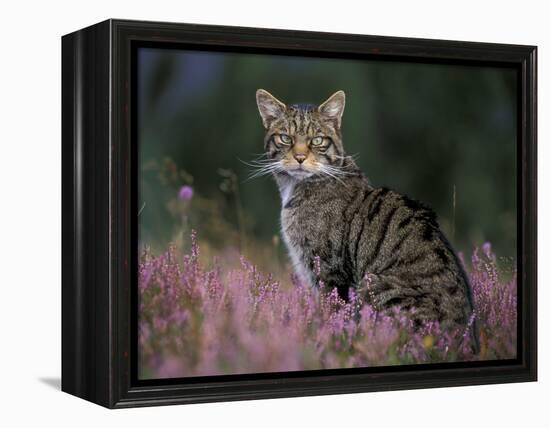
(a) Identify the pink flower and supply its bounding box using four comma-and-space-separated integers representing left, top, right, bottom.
178, 185, 193, 201
137, 234, 517, 378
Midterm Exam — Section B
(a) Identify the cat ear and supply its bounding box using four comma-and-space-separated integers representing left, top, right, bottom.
318, 90, 346, 129
256, 89, 286, 129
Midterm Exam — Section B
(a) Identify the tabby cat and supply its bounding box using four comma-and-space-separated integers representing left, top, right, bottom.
255, 88, 479, 350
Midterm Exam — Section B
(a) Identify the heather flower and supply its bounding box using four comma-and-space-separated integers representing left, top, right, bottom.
138, 234, 517, 379
313, 255, 322, 277
178, 185, 194, 200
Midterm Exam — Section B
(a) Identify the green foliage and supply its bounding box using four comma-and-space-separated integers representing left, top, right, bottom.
138, 48, 516, 257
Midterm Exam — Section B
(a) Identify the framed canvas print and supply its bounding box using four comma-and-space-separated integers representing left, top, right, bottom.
61, 19, 537, 408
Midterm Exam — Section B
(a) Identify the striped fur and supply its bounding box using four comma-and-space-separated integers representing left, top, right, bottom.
255, 89, 479, 350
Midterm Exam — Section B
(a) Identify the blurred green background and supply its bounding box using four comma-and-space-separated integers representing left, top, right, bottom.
137, 47, 517, 266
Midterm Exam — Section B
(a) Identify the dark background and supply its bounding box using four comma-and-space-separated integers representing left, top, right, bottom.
137, 47, 517, 263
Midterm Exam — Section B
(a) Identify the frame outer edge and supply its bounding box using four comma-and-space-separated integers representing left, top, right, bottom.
61, 29, 79, 398
64, 19, 538, 409
61, 19, 113, 408
527, 46, 537, 381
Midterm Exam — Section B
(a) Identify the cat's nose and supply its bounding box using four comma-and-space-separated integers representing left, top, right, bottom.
294, 153, 307, 164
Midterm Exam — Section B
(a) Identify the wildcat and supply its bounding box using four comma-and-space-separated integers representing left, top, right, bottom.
255, 88, 479, 350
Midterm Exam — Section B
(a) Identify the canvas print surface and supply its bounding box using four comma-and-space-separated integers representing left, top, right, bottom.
136, 47, 518, 380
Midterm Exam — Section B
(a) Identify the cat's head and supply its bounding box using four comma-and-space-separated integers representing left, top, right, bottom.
255, 89, 348, 180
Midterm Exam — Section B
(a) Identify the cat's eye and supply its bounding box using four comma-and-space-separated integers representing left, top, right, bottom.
311, 136, 324, 146
279, 134, 292, 144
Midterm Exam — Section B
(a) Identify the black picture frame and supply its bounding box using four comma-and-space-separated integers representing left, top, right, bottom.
61, 19, 537, 408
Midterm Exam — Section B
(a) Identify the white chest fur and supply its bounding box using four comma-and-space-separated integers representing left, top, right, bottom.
277, 176, 314, 287
279, 180, 295, 207
281, 225, 312, 287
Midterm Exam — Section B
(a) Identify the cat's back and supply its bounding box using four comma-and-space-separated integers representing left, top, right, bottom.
347, 185, 459, 278
351, 185, 475, 328
281, 176, 475, 332
282, 176, 469, 288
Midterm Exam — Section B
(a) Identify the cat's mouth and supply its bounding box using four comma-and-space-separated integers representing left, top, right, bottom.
284, 163, 317, 179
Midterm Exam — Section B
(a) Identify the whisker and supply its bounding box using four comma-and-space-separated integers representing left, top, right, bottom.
237, 157, 276, 168
246, 170, 279, 181
334, 153, 360, 161
318, 165, 348, 186
247, 153, 272, 162
321, 164, 355, 175
245, 162, 284, 181
249, 152, 270, 158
